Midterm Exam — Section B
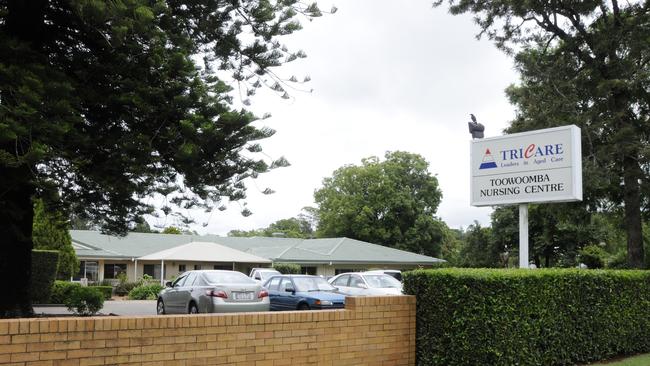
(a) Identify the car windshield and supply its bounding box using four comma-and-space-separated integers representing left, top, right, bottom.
293, 277, 336, 292
259, 271, 280, 281
204, 271, 256, 284
363, 274, 402, 288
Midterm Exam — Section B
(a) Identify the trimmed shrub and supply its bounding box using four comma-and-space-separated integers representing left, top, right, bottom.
90, 286, 113, 300
50, 280, 81, 304
65, 286, 104, 316
31, 250, 60, 304
579, 245, 608, 269
403, 268, 650, 366
128, 284, 163, 300
273, 263, 301, 274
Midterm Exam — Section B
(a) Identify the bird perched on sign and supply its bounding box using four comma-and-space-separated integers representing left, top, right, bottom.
468, 114, 484, 139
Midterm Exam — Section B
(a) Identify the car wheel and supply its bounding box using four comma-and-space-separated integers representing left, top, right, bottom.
156, 299, 166, 315
298, 303, 310, 311
188, 302, 199, 314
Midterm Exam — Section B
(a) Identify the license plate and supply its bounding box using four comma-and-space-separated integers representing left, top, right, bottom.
233, 292, 254, 301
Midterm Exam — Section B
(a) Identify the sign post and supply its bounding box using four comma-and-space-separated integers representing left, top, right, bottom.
470, 125, 582, 268
519, 204, 528, 268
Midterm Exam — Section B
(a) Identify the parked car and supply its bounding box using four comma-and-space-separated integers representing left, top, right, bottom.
156, 270, 269, 314
328, 272, 403, 296
249, 268, 281, 283
263, 275, 346, 311
364, 269, 402, 281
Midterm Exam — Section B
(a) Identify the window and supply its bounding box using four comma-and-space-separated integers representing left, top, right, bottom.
350, 275, 366, 288
300, 266, 317, 275
143, 264, 161, 279
73, 261, 98, 281
280, 278, 294, 292
184, 272, 198, 286
172, 275, 187, 287
194, 265, 201, 270
178, 264, 186, 273
267, 277, 281, 291
213, 264, 231, 270
103, 263, 127, 279
332, 275, 350, 287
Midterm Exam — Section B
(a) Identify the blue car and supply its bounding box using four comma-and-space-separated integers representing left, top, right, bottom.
263, 275, 346, 311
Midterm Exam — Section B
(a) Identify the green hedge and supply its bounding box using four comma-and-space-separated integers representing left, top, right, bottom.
31, 250, 60, 304
273, 263, 301, 274
50, 280, 81, 304
90, 285, 113, 300
65, 287, 104, 316
403, 269, 650, 366
128, 284, 163, 300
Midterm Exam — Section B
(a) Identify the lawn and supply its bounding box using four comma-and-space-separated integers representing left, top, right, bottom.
590, 354, 650, 366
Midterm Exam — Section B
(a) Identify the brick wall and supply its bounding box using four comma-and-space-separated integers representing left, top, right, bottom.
0, 296, 415, 366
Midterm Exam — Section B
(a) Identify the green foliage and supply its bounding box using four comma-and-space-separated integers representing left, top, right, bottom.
314, 151, 446, 257
488, 205, 610, 268
404, 268, 650, 365
89, 286, 113, 300
0, 0, 323, 315
228, 216, 314, 238
128, 283, 163, 300
162, 226, 181, 235
30, 250, 59, 304
437, 1, 650, 267
50, 281, 81, 304
114, 273, 138, 296
579, 245, 608, 269
65, 287, 104, 316
273, 263, 301, 274
32, 199, 78, 279
458, 221, 503, 268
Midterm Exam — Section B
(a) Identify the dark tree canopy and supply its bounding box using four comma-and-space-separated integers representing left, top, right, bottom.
0, 0, 323, 316
314, 151, 447, 257
437, 0, 650, 267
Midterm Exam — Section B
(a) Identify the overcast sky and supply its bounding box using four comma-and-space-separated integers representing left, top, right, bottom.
150, 0, 520, 235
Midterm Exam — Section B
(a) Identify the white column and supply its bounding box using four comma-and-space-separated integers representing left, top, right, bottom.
161, 260, 165, 286
519, 204, 529, 269
134, 260, 138, 281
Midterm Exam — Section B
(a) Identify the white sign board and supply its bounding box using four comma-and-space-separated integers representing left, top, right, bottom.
470, 125, 582, 206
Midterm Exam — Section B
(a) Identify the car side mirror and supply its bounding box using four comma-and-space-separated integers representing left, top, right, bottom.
165, 281, 172, 288
285, 287, 295, 293
255, 275, 261, 280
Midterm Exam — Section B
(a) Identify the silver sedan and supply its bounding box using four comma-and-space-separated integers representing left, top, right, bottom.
156, 270, 270, 314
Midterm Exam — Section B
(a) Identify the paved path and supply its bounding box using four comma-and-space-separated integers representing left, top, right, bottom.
34, 300, 157, 316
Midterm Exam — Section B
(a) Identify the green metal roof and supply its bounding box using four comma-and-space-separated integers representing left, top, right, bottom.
70, 230, 444, 265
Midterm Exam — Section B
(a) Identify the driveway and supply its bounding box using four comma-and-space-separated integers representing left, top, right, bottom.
34, 300, 157, 316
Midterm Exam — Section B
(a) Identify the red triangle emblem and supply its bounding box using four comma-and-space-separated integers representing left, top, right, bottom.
485, 148, 491, 154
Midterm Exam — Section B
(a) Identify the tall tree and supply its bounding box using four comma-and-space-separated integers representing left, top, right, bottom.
32, 199, 78, 279
458, 221, 502, 268
436, 1, 650, 267
314, 151, 446, 257
0, 0, 323, 316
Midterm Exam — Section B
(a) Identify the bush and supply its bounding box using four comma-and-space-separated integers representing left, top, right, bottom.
65, 286, 104, 316
403, 268, 650, 366
273, 263, 301, 274
579, 245, 608, 269
90, 286, 113, 300
31, 250, 60, 303
50, 280, 81, 304
128, 284, 163, 300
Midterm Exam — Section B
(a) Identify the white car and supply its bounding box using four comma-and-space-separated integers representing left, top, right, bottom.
328, 272, 403, 296
249, 268, 281, 283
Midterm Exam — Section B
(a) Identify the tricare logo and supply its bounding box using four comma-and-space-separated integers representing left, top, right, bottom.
479, 149, 498, 170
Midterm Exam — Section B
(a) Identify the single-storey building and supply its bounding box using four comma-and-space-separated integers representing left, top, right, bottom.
70, 230, 445, 283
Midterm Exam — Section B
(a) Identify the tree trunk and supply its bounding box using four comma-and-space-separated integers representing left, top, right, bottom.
0, 0, 47, 317
622, 155, 645, 268
0, 151, 35, 317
